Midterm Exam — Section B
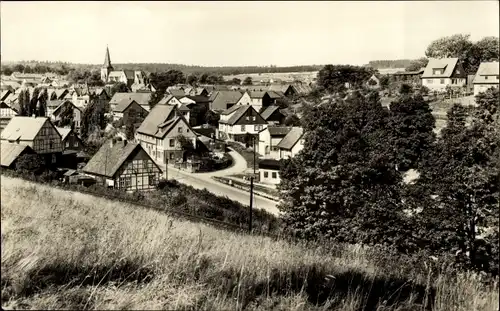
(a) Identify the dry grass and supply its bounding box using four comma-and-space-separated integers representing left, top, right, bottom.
1, 175, 498, 310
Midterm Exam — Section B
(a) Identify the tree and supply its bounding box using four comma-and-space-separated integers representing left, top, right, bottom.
57, 103, 75, 128
231, 78, 242, 85
279, 91, 411, 250
405, 57, 429, 72
379, 75, 390, 89
1, 65, 13, 76
13, 64, 25, 73
398, 83, 413, 95
16, 154, 46, 174
243, 76, 253, 85
81, 95, 106, 140
176, 135, 197, 160
29, 88, 41, 117
199, 73, 209, 84
186, 74, 198, 86
283, 113, 301, 126
109, 82, 129, 96
388, 93, 436, 171
317, 65, 375, 94
17, 89, 29, 116
473, 36, 500, 63
205, 110, 220, 127
37, 88, 48, 117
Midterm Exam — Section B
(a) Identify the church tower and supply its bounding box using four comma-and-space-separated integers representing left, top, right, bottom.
101, 46, 114, 83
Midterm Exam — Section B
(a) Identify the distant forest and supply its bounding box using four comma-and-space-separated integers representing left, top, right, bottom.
1, 60, 324, 76
366, 59, 415, 69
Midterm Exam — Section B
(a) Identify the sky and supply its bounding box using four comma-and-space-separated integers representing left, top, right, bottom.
1, 1, 499, 67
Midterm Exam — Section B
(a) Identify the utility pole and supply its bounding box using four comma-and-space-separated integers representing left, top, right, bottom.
249, 134, 255, 233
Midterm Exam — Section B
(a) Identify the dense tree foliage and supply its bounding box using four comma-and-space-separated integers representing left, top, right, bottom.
316, 65, 375, 94
186, 74, 198, 86
405, 57, 429, 72
17, 89, 30, 116
16, 154, 46, 174
279, 91, 411, 249
205, 110, 220, 127
109, 82, 129, 97
81, 95, 106, 140
148, 70, 186, 107
283, 113, 301, 126
388, 92, 436, 171
55, 104, 75, 128
243, 76, 253, 85
425, 34, 499, 74
367, 59, 414, 69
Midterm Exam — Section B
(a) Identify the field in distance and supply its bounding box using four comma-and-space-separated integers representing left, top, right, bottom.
223, 71, 318, 83
1, 175, 497, 310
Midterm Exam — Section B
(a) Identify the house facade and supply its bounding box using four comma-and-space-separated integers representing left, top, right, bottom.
218, 105, 268, 142
112, 99, 149, 123
1, 116, 63, 165
209, 90, 243, 112
110, 92, 152, 112
277, 127, 304, 159
136, 105, 198, 165
258, 126, 292, 159
83, 140, 162, 191
473, 61, 499, 96
49, 100, 83, 129
421, 58, 467, 91
260, 106, 286, 125
258, 159, 281, 185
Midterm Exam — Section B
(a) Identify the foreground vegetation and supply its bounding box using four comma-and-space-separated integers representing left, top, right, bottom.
1, 176, 498, 310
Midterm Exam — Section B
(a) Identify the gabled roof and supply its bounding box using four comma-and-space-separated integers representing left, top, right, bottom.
220, 104, 242, 116
83, 141, 161, 178
52, 100, 81, 115
1, 90, 12, 101
473, 62, 499, 84
47, 99, 68, 108
113, 99, 141, 113
55, 127, 72, 141
210, 90, 243, 108
266, 90, 283, 99
178, 104, 191, 112
123, 70, 135, 80
260, 106, 283, 120
268, 84, 292, 93
1, 116, 57, 141
185, 95, 210, 103
249, 91, 269, 99
1, 142, 34, 167
277, 127, 303, 150
258, 158, 281, 170
421, 58, 459, 78
219, 105, 258, 125
137, 104, 186, 138
157, 94, 176, 105
110, 92, 152, 106
292, 83, 312, 95
264, 125, 292, 136
55, 89, 68, 100
167, 89, 186, 98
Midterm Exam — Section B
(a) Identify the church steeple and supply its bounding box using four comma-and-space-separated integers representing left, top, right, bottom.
101, 45, 113, 83
103, 45, 113, 69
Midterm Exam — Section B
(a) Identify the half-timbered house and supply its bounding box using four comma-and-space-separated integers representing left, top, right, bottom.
83, 139, 162, 192
1, 116, 63, 165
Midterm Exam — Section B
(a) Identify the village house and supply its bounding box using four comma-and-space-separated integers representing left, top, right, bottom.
421, 58, 467, 91
258, 125, 292, 159
49, 100, 83, 129
184, 87, 209, 97
0, 101, 18, 118
473, 61, 499, 96
391, 68, 424, 86
56, 127, 87, 169
266, 90, 284, 104
260, 105, 286, 125
366, 74, 381, 89
245, 91, 272, 111
209, 90, 243, 112
0, 142, 36, 169
92, 88, 111, 111
83, 139, 162, 191
110, 92, 152, 112
218, 105, 268, 142
157, 94, 182, 106
277, 127, 304, 159
258, 159, 281, 185
112, 99, 148, 123
135, 104, 198, 165
167, 88, 188, 98
1, 116, 63, 165
268, 84, 296, 97
291, 83, 312, 96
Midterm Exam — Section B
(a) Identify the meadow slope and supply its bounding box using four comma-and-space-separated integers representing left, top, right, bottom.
1, 176, 498, 310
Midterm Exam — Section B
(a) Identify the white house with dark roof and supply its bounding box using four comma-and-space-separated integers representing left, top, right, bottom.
110, 92, 152, 112
473, 61, 499, 96
421, 58, 467, 91
258, 125, 292, 159
112, 99, 148, 122
277, 127, 304, 159
135, 104, 198, 165
218, 105, 268, 142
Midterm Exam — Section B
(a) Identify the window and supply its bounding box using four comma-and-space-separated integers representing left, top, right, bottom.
66, 142, 70, 148
51, 154, 56, 164
169, 139, 175, 147
272, 172, 277, 179
427, 79, 433, 84
440, 79, 445, 84
254, 125, 259, 131
456, 70, 460, 74
496, 76, 499, 80
264, 171, 269, 178
74, 141, 78, 147
148, 175, 155, 185
485, 76, 488, 80
178, 127, 183, 133
49, 141, 53, 149
125, 176, 131, 188
252, 116, 256, 121
170, 153, 175, 160
241, 125, 245, 131
245, 116, 250, 121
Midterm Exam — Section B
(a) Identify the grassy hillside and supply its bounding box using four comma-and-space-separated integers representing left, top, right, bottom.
1, 176, 498, 310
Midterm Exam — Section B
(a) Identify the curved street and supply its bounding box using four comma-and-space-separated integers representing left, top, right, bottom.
158, 148, 280, 216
